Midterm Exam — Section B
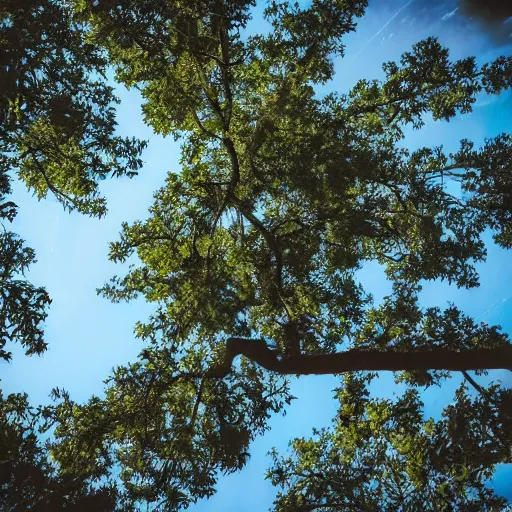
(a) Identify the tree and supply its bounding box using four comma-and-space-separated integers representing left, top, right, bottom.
267, 373, 511, 511
0, 0, 145, 360
82, 0, 512, 374
6, 0, 511, 509
0, 391, 118, 511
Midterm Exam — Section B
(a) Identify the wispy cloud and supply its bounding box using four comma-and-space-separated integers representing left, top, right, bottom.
442, 7, 459, 21
475, 296, 511, 321
349, 0, 415, 63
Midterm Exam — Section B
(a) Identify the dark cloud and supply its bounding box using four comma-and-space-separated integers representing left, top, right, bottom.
385, 0, 512, 45
458, 0, 512, 25
457, 0, 512, 44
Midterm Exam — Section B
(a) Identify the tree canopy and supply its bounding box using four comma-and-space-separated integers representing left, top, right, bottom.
0, 0, 145, 361
268, 373, 511, 511
0, 391, 119, 511
1, 0, 512, 510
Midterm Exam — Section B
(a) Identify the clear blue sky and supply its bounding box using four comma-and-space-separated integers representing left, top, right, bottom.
2, 0, 511, 509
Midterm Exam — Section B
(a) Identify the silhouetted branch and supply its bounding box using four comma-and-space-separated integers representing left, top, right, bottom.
203, 339, 512, 377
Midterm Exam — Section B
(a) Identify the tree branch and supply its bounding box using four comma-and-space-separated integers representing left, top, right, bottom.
204, 338, 512, 377
28, 152, 80, 210
191, 110, 222, 140
189, 377, 206, 431
209, 136, 241, 234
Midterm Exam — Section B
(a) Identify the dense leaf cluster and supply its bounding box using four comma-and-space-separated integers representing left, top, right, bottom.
0, 171, 51, 361
268, 374, 511, 511
0, 391, 118, 511
1, 0, 146, 216
49, 0, 512, 508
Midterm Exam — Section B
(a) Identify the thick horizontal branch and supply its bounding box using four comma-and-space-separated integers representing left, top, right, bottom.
205, 338, 512, 377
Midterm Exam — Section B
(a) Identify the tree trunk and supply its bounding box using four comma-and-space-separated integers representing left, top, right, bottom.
206, 338, 512, 377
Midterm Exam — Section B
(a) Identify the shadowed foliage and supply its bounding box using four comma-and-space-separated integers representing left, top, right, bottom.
0, 0, 145, 360
0, 391, 119, 511
268, 373, 511, 511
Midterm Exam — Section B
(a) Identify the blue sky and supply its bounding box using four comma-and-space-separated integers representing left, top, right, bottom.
2, 1, 512, 510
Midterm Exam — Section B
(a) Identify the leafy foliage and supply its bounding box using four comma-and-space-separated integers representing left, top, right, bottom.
93, 1, 512, 362
0, 0, 146, 216
0, 0, 145, 360
268, 373, 512, 511
0, 391, 118, 511
0, 172, 51, 361
2, 0, 512, 509
49, 346, 293, 509
35, 0, 512, 508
